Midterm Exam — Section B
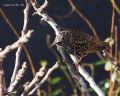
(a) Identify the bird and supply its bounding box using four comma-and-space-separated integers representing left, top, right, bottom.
51, 26, 111, 59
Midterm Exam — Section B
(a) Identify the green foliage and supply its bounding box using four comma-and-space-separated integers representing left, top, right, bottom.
95, 59, 112, 71
104, 61, 112, 71
47, 68, 62, 96
95, 60, 107, 66
50, 77, 61, 85
40, 60, 48, 66
51, 89, 62, 96
110, 0, 120, 14
104, 37, 114, 46
99, 79, 109, 94
9, 91, 17, 96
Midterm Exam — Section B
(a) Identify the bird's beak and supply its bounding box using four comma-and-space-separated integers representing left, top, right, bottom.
48, 42, 56, 48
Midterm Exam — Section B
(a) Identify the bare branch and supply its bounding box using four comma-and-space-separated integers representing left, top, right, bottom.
10, 48, 22, 84
0, 69, 4, 96
57, 47, 91, 96
78, 65, 105, 96
10, 0, 31, 84
22, 0, 31, 34
0, 7, 36, 76
30, 0, 60, 35
28, 62, 59, 95
30, 0, 104, 96
70, 55, 105, 96
8, 62, 28, 93
22, 66, 46, 96
0, 30, 33, 65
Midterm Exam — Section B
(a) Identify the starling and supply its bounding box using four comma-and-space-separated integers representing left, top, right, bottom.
52, 27, 110, 58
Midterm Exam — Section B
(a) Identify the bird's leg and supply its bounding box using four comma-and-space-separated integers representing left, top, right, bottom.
74, 56, 83, 67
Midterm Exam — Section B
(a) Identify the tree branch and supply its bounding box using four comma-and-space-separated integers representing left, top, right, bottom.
8, 62, 28, 93
30, 0, 105, 96
28, 62, 59, 95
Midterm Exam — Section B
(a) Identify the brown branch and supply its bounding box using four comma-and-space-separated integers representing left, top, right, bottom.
114, 26, 118, 64
0, 8, 19, 38
66, 0, 99, 40
108, 3, 115, 96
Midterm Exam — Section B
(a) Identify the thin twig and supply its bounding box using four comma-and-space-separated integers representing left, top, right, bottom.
67, 0, 99, 40
30, 0, 60, 35
11, 48, 22, 84
110, 0, 120, 15
114, 26, 118, 64
108, 2, 115, 95
0, 69, 4, 96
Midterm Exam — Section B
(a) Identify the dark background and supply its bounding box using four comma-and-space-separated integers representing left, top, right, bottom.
0, 0, 120, 95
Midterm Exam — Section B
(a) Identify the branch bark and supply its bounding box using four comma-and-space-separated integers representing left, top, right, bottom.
30, 0, 105, 96
28, 62, 59, 95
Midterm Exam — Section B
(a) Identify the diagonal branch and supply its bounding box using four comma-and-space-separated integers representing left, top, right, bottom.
0, 30, 33, 65
21, 66, 46, 96
28, 62, 59, 95
8, 62, 28, 93
30, 0, 105, 96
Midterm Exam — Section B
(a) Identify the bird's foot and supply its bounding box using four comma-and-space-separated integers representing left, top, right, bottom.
74, 56, 83, 67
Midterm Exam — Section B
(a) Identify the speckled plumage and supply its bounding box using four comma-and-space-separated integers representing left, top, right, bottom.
52, 27, 110, 57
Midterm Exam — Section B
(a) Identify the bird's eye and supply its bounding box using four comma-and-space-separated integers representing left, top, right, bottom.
57, 41, 62, 45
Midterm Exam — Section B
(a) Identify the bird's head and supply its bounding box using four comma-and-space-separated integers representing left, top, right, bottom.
49, 33, 63, 47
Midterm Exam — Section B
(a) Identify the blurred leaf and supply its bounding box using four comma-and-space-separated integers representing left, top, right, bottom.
99, 79, 109, 92
104, 82, 109, 89
104, 61, 112, 71
88, 87, 94, 92
60, 65, 67, 70
9, 91, 17, 96
40, 60, 48, 66
99, 79, 109, 87
104, 37, 114, 46
111, 71, 116, 82
51, 89, 61, 96
95, 60, 107, 66
99, 81, 105, 86
51, 77, 61, 84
